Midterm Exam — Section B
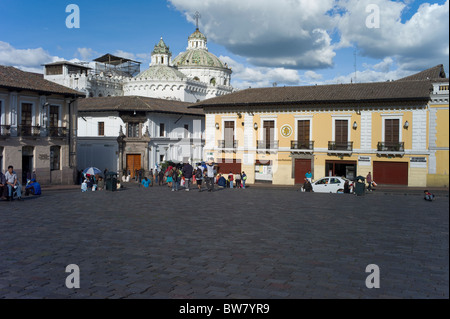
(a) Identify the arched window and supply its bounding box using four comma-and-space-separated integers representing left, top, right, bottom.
193, 77, 200, 81
210, 78, 216, 86
98, 93, 103, 97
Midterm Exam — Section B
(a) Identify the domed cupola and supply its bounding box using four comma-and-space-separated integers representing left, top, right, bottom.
187, 28, 208, 51
151, 37, 171, 66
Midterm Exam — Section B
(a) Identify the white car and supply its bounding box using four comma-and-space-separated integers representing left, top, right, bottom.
311, 176, 350, 193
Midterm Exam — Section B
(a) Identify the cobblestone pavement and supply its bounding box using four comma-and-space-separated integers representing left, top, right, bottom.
0, 183, 448, 299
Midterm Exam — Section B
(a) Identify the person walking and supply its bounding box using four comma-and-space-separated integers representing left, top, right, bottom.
171, 167, 180, 192
366, 172, 372, 192
159, 169, 164, 186
205, 160, 216, 192
228, 171, 234, 189
182, 161, 194, 191
305, 170, 312, 183
195, 163, 205, 192
235, 172, 241, 189
242, 171, 247, 189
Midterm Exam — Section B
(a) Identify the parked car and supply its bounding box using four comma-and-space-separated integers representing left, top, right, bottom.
311, 176, 352, 193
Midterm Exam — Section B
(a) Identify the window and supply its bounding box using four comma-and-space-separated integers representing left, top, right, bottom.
98, 122, 105, 136
20, 103, 33, 136
49, 105, 59, 128
128, 123, 139, 138
335, 120, 348, 145
184, 124, 189, 138
160, 155, 165, 163
316, 178, 329, 185
297, 120, 310, 143
210, 78, 216, 86
224, 121, 235, 148
330, 178, 341, 184
385, 119, 399, 145
159, 123, 165, 137
50, 146, 61, 171
263, 120, 275, 148
439, 85, 449, 91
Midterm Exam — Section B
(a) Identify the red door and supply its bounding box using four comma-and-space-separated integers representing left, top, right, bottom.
295, 159, 311, 184
373, 161, 408, 185
217, 159, 242, 175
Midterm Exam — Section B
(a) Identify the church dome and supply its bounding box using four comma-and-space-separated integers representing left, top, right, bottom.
135, 65, 186, 80
172, 50, 225, 68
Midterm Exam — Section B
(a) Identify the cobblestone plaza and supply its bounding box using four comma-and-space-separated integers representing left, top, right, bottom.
0, 185, 448, 299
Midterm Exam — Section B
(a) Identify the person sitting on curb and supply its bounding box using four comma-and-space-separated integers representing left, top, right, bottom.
424, 190, 435, 201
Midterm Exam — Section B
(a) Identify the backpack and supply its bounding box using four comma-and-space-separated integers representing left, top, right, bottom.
195, 168, 203, 179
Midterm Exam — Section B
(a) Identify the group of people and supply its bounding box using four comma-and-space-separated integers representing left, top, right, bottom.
81, 174, 106, 192
0, 165, 22, 201
133, 161, 247, 193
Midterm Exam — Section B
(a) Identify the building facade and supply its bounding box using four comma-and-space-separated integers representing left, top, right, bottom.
193, 65, 449, 187
77, 96, 204, 178
0, 65, 84, 184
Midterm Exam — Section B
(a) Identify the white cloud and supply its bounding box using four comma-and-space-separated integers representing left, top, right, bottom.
220, 55, 302, 89
77, 48, 97, 60
0, 41, 64, 71
169, 0, 338, 69
336, 0, 449, 71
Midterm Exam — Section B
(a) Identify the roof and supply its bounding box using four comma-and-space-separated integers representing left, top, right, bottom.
78, 96, 204, 116
172, 49, 225, 69
93, 54, 140, 65
0, 65, 86, 97
135, 65, 186, 80
191, 80, 432, 108
152, 38, 171, 56
398, 65, 447, 82
43, 61, 91, 69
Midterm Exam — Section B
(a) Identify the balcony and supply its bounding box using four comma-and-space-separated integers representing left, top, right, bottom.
218, 140, 238, 152
377, 142, 405, 157
328, 141, 353, 156
257, 140, 279, 153
19, 125, 41, 138
291, 140, 314, 154
48, 127, 68, 139
0, 125, 11, 139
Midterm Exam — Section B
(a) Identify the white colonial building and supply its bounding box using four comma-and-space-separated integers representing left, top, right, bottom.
77, 96, 205, 178
44, 28, 233, 103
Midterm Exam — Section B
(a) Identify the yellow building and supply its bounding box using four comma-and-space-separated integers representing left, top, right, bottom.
192, 65, 449, 188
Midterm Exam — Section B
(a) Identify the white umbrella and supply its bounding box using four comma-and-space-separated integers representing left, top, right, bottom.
82, 167, 102, 176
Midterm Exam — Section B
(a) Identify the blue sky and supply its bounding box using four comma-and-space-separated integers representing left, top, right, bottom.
0, 0, 448, 89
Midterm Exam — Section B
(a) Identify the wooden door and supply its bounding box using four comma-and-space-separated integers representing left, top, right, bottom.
263, 120, 275, 148
297, 120, 310, 144
224, 121, 235, 148
385, 119, 399, 148
295, 159, 311, 184
126, 154, 141, 178
335, 120, 348, 150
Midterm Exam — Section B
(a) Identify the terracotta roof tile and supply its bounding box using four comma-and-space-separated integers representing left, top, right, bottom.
78, 96, 203, 116
0, 65, 86, 96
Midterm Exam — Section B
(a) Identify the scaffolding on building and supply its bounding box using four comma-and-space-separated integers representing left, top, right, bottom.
80, 54, 141, 78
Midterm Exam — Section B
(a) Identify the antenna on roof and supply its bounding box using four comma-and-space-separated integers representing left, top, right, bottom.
353, 49, 357, 83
